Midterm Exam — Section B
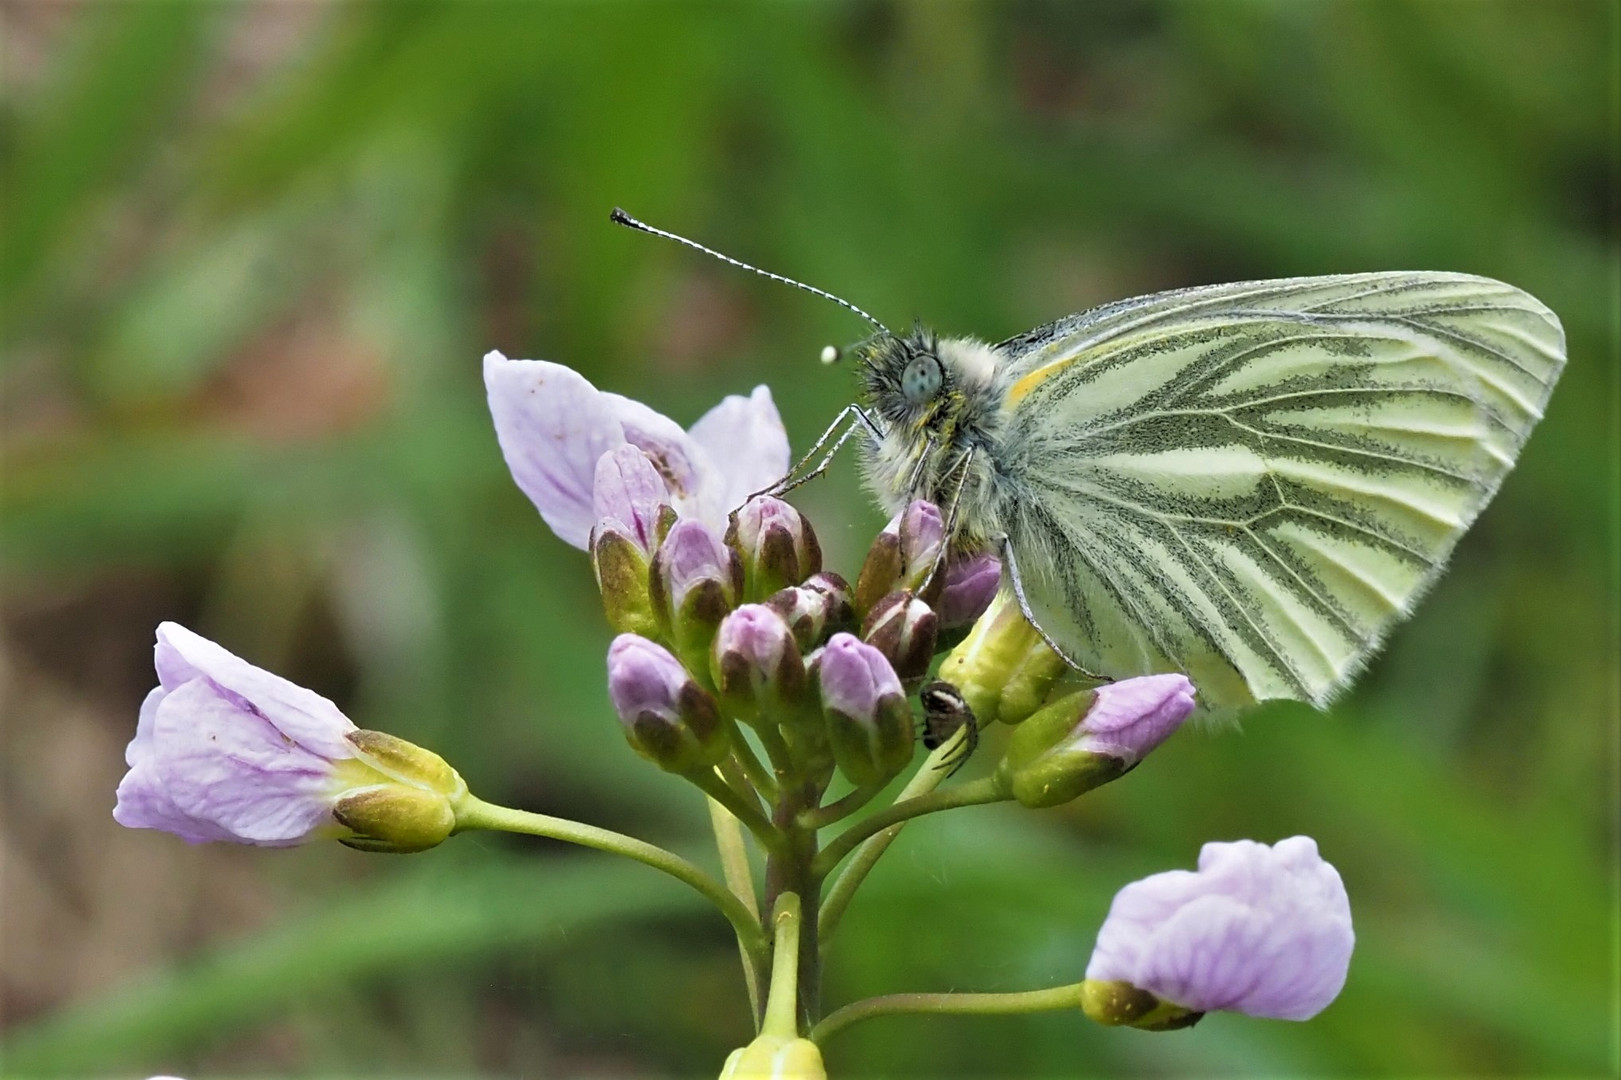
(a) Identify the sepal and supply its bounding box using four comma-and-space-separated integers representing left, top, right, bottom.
1079, 980, 1203, 1032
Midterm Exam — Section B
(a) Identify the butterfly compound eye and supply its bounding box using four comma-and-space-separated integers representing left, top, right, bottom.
901, 354, 944, 404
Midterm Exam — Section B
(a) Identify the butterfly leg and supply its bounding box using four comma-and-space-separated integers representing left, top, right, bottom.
998, 537, 1111, 683
915, 447, 976, 596
752, 404, 883, 502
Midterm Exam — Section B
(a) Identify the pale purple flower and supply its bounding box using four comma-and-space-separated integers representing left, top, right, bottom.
728, 495, 821, 598
817, 634, 905, 724
893, 500, 946, 583
1087, 836, 1355, 1021
607, 634, 694, 730
713, 604, 804, 704
115, 623, 363, 846
607, 634, 724, 772
860, 591, 938, 684
484, 351, 789, 549
935, 552, 1001, 629
817, 633, 913, 786
1000, 673, 1198, 807
1076, 674, 1196, 766
592, 444, 672, 553
653, 517, 742, 615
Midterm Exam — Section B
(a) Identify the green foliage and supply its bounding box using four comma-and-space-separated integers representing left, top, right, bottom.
2, 1, 1615, 1076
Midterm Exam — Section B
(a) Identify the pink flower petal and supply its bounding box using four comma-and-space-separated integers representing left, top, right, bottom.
149, 681, 342, 845
154, 623, 355, 760
1087, 836, 1354, 1021
688, 386, 790, 515
484, 351, 627, 549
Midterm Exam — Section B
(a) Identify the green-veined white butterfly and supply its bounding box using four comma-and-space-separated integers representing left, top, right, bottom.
610, 210, 1565, 710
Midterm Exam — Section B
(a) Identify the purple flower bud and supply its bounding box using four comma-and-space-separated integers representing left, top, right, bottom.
652, 519, 741, 616
607, 634, 725, 773
896, 500, 947, 582
860, 591, 939, 686
995, 674, 1196, 808
817, 633, 913, 787
1080, 675, 1197, 763
766, 572, 854, 651
649, 518, 743, 677
114, 623, 463, 852
712, 604, 806, 721
593, 445, 674, 554
853, 500, 948, 614
934, 552, 1001, 630
1083, 837, 1354, 1025
727, 495, 823, 601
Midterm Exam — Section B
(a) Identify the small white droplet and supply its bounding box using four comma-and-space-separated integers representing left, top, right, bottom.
820, 345, 839, 365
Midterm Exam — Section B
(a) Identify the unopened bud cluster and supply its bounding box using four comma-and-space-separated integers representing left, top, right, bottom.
599, 479, 998, 791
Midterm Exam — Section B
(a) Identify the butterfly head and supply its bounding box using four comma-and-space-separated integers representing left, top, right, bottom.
857, 327, 1001, 435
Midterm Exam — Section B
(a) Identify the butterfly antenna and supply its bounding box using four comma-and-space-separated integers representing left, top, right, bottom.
610, 208, 889, 336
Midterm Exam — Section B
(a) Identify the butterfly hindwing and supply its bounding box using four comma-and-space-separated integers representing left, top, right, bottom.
993, 272, 1564, 708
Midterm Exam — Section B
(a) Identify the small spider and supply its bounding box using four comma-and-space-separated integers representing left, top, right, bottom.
919, 679, 979, 778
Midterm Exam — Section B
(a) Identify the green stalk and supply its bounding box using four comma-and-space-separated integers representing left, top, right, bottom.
812, 775, 1005, 878
761, 892, 806, 1040
454, 796, 767, 969
707, 795, 764, 1027
809, 983, 1087, 1045
817, 732, 996, 948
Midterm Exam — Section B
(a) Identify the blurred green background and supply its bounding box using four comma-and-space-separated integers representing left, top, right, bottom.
2, 2, 1616, 1077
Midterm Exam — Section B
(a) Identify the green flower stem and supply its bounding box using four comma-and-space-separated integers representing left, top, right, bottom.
765, 781, 823, 1025
685, 767, 783, 850
729, 730, 778, 802
455, 796, 767, 968
707, 795, 764, 1027
817, 732, 989, 948
809, 983, 1087, 1045
718, 754, 768, 822
796, 782, 885, 832
754, 721, 795, 777
812, 775, 1006, 879
761, 892, 806, 1040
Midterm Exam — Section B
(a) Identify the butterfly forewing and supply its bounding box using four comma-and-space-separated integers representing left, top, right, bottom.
994, 272, 1564, 708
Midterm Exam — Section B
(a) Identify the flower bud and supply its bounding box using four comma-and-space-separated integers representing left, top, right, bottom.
766, 571, 854, 651
938, 591, 1067, 725
995, 674, 1195, 808
329, 730, 467, 853
712, 604, 806, 724
860, 591, 938, 687
649, 519, 743, 681
934, 552, 1001, 630
593, 445, 675, 554
853, 500, 945, 614
719, 1034, 826, 1080
726, 495, 822, 601
591, 524, 659, 637
817, 633, 914, 788
607, 634, 727, 774
1079, 980, 1203, 1032
114, 623, 465, 853
1085, 837, 1353, 1023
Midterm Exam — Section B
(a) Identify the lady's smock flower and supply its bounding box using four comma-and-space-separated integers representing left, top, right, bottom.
816, 633, 913, 787
607, 634, 727, 774
996, 674, 1196, 808
484, 351, 789, 548
1083, 836, 1354, 1026
114, 623, 464, 852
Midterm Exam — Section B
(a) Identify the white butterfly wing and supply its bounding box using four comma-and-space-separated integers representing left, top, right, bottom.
992, 272, 1564, 708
